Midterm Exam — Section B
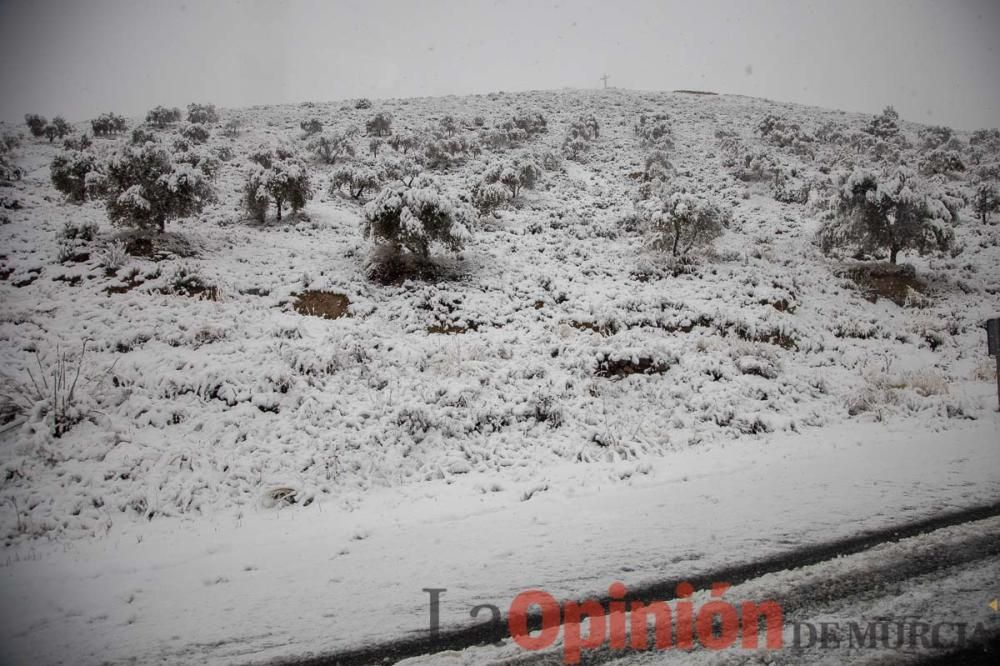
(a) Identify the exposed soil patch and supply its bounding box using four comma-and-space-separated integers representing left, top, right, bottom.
241, 286, 271, 297
105, 275, 144, 295
293, 290, 350, 320
427, 323, 476, 334
839, 263, 926, 306
596, 356, 671, 379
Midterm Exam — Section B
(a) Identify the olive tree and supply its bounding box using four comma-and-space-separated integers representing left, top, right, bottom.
818, 167, 961, 264
98, 142, 214, 233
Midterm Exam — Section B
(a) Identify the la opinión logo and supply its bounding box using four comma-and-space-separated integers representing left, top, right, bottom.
426, 581, 783, 664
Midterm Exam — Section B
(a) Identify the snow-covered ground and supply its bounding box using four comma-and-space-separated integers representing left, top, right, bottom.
1, 418, 998, 664
1, 89, 999, 664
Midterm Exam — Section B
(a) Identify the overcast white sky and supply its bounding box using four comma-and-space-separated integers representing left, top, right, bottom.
1, 0, 998, 130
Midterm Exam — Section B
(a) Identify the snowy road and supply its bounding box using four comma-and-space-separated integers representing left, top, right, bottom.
2, 418, 999, 665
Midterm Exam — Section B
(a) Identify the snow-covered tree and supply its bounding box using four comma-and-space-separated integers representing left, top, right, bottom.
146, 105, 182, 128
388, 131, 421, 155
865, 106, 900, 139
99, 142, 214, 233
918, 125, 952, 151
25, 114, 47, 138
439, 115, 458, 137
300, 118, 323, 136
44, 116, 72, 143
818, 167, 960, 264
366, 112, 392, 137
362, 182, 472, 258
179, 123, 210, 145
379, 155, 422, 187
243, 147, 312, 221
308, 131, 356, 164
479, 157, 541, 199
330, 164, 383, 199
91, 112, 127, 137
973, 181, 1000, 224
471, 181, 510, 217
641, 192, 729, 256
186, 103, 219, 125
50, 149, 101, 203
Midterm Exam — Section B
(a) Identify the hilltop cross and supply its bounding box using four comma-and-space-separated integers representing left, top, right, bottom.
601, 74, 609, 89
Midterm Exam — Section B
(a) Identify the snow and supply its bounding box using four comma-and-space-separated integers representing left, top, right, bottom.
0, 88, 999, 663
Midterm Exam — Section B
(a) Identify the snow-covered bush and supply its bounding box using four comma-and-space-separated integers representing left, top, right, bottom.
438, 115, 458, 137
362, 182, 472, 258
98, 239, 128, 271
300, 118, 323, 136
865, 106, 900, 139
640, 191, 729, 256
918, 125, 952, 151
90, 112, 127, 137
918, 149, 964, 176
387, 131, 421, 155
146, 105, 182, 128
60, 219, 99, 241
511, 110, 547, 137
0, 132, 23, 183
186, 102, 219, 125
355, 98, 372, 109
972, 181, 999, 223
43, 116, 72, 143
243, 148, 312, 222
818, 167, 961, 264
478, 157, 541, 199
471, 181, 510, 217
179, 122, 210, 145
368, 137, 383, 157
130, 126, 156, 145
422, 135, 478, 169
99, 141, 214, 233
329, 164, 383, 199
379, 155, 422, 186
635, 117, 673, 149
24, 113, 47, 137
50, 148, 101, 203
308, 131, 357, 164
366, 111, 393, 137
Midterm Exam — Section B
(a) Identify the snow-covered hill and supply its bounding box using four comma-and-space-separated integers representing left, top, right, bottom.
0, 88, 998, 549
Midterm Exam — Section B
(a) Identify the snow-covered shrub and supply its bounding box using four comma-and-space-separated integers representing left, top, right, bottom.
186, 102, 218, 125
422, 135, 479, 170
98, 239, 128, 271
387, 131, 421, 155
818, 166, 961, 264
634, 117, 673, 149
90, 112, 127, 137
60, 219, 99, 241
379, 155, 422, 186
222, 118, 242, 137
972, 181, 999, 223
0, 132, 22, 183
511, 110, 547, 137
366, 111, 393, 137
362, 181, 472, 258
329, 164, 383, 199
25, 113, 47, 137
355, 98, 372, 109
438, 115, 458, 137
179, 123, 210, 145
130, 126, 156, 145
8, 343, 98, 438
865, 106, 900, 139
918, 149, 964, 176
308, 131, 357, 164
146, 105, 182, 128
640, 191, 729, 256
43, 116, 72, 143
50, 148, 101, 203
99, 141, 214, 233
471, 181, 510, 217
243, 148, 312, 222
300, 118, 323, 136
369, 137, 384, 157
478, 157, 541, 199
562, 135, 590, 160
918, 125, 952, 151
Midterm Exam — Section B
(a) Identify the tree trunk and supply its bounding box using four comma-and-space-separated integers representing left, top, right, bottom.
889, 247, 898, 264
275, 198, 283, 221
157, 216, 166, 234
